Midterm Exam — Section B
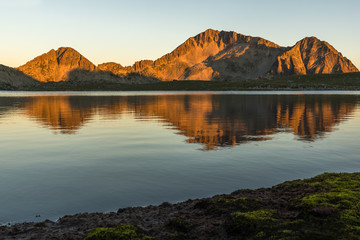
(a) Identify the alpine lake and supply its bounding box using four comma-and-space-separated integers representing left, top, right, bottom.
0, 91, 359, 224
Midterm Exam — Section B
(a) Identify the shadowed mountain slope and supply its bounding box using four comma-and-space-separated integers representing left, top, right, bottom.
0, 64, 40, 89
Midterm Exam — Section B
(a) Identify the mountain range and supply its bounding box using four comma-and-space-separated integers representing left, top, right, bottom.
0, 29, 359, 88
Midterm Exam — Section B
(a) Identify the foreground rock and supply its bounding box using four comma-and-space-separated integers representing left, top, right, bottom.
1, 172, 359, 239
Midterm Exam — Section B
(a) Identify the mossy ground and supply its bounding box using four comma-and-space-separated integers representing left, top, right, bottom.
227, 209, 279, 237
84, 224, 155, 240
82, 173, 360, 239
5, 172, 358, 239
225, 173, 360, 239
27, 72, 360, 91
165, 218, 193, 240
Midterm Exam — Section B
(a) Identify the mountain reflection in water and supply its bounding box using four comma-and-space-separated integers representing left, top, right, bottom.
0, 94, 358, 150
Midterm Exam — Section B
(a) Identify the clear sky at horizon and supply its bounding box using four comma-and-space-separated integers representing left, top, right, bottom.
0, 0, 359, 69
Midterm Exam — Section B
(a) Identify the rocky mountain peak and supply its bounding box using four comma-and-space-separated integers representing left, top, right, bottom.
56, 47, 74, 55
18, 47, 96, 82
15, 31, 358, 83
270, 36, 358, 75
298, 37, 344, 59
300, 36, 320, 42
55, 47, 95, 69
193, 29, 221, 44
190, 29, 244, 47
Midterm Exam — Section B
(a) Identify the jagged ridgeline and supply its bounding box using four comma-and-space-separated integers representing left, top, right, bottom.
16, 47, 159, 84
0, 29, 358, 87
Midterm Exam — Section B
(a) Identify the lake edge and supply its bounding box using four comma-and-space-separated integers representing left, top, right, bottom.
1, 172, 359, 239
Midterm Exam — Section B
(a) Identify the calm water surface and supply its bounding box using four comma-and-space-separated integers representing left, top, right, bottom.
0, 91, 360, 224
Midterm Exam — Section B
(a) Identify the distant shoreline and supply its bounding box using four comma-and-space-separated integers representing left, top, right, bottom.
8, 72, 360, 92
1, 172, 359, 239
1, 73, 360, 92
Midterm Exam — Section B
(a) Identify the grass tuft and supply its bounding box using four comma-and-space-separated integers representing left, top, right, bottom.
84, 224, 155, 240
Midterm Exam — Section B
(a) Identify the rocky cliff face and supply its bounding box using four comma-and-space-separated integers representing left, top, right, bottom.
15, 30, 359, 83
97, 62, 126, 75
123, 29, 288, 81
17, 48, 159, 84
121, 30, 358, 81
18, 47, 96, 82
270, 37, 358, 76
181, 32, 287, 81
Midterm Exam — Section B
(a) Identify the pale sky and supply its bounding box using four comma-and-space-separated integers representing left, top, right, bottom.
0, 0, 359, 69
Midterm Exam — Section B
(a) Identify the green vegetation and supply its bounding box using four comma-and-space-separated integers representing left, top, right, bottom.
165, 218, 193, 240
226, 209, 279, 237
165, 232, 189, 240
285, 173, 360, 239
82, 173, 360, 240
225, 173, 360, 239
166, 217, 193, 233
28, 72, 360, 91
84, 224, 155, 240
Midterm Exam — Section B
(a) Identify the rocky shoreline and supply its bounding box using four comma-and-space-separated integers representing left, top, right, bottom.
1, 172, 359, 239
